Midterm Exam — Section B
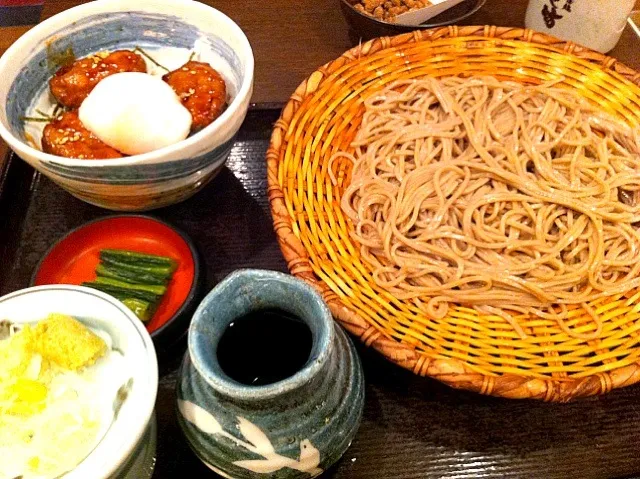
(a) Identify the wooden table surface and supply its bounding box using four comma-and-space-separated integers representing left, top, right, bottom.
30, 0, 640, 104
0, 0, 639, 104
1, 0, 639, 163
0, 0, 638, 161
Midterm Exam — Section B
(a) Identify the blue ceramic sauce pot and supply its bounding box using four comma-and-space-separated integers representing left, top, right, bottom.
177, 269, 365, 478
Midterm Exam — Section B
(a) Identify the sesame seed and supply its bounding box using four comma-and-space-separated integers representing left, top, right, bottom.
182, 67, 189, 71
190, 71, 196, 75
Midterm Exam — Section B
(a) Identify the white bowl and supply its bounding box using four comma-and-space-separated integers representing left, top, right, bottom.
0, 285, 159, 479
0, 0, 254, 211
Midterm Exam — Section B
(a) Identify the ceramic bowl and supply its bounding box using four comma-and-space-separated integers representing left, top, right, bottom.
339, 0, 486, 39
0, 0, 254, 211
0, 285, 159, 479
31, 215, 205, 352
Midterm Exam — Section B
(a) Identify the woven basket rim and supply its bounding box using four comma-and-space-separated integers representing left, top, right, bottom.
266, 26, 640, 402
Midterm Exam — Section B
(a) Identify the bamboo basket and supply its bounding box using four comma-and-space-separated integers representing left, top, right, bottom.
266, 26, 640, 402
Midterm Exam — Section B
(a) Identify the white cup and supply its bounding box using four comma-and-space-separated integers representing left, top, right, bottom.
525, 0, 635, 53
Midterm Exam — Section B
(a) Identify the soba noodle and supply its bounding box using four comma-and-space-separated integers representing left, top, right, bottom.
336, 76, 640, 340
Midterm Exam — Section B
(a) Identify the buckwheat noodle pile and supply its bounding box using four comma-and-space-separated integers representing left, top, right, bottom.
334, 76, 640, 340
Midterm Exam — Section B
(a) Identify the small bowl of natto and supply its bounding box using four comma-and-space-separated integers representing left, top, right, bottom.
339, 0, 487, 39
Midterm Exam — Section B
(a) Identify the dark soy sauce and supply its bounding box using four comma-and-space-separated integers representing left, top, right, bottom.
217, 308, 313, 386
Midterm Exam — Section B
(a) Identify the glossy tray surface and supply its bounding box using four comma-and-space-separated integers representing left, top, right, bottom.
1, 109, 640, 479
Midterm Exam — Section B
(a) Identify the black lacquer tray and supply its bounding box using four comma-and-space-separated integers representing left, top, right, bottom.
1, 109, 640, 479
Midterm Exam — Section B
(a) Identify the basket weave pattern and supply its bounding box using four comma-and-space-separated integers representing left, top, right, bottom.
267, 26, 640, 401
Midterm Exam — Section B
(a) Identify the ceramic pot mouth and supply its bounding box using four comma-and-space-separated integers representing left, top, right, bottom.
188, 269, 335, 400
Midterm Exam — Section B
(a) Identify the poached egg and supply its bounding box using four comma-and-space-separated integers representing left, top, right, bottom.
79, 72, 192, 156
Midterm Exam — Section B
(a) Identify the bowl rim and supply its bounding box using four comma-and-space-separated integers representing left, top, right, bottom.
0, 0, 255, 167
340, 0, 487, 28
188, 269, 336, 401
29, 214, 204, 345
0, 284, 159, 479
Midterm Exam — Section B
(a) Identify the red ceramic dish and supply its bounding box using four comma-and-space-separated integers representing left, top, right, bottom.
33, 215, 199, 339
